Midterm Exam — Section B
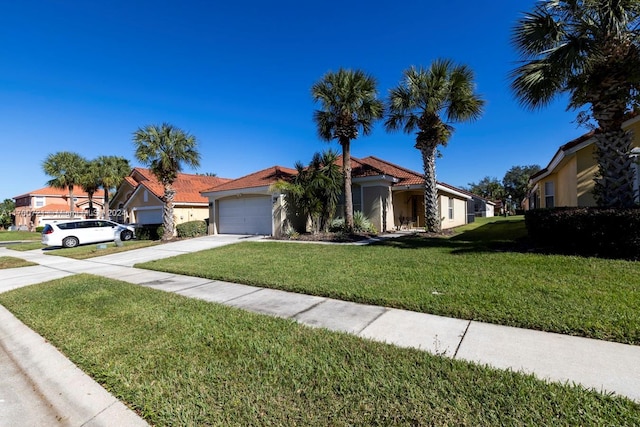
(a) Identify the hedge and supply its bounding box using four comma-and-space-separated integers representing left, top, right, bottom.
176, 220, 207, 238
134, 224, 163, 241
525, 207, 640, 260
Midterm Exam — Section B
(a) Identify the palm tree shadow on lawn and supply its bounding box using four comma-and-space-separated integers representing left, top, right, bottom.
373, 221, 531, 255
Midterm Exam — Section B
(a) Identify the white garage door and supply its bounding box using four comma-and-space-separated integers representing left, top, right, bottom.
218, 196, 272, 235
135, 208, 162, 224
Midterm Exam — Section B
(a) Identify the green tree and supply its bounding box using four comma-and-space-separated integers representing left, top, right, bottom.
42, 151, 88, 217
386, 60, 485, 232
273, 150, 342, 233
511, 0, 640, 208
93, 156, 131, 220
133, 123, 201, 240
466, 176, 505, 200
0, 198, 15, 229
312, 68, 384, 232
78, 160, 102, 219
502, 164, 541, 205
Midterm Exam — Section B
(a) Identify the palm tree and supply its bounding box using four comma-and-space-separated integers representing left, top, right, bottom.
93, 156, 131, 220
78, 160, 102, 218
511, 0, 640, 208
312, 68, 384, 232
42, 152, 88, 217
385, 61, 485, 232
133, 123, 200, 240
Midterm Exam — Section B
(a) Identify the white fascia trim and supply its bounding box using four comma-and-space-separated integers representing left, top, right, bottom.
131, 206, 162, 212
436, 184, 472, 200
202, 185, 272, 200
353, 175, 399, 185
392, 184, 423, 191
174, 202, 209, 207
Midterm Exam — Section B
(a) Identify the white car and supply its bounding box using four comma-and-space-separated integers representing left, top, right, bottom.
41, 219, 135, 248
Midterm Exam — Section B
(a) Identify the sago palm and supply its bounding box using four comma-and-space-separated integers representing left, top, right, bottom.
42, 151, 88, 217
511, 0, 640, 207
312, 68, 384, 232
133, 123, 201, 240
386, 60, 484, 232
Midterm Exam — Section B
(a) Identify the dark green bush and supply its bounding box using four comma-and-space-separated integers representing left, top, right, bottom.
35, 226, 44, 233
525, 207, 640, 259
134, 224, 163, 241
176, 220, 207, 238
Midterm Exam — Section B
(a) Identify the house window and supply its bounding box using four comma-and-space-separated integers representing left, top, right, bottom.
448, 197, 454, 220
33, 197, 45, 208
143, 190, 148, 203
544, 181, 555, 208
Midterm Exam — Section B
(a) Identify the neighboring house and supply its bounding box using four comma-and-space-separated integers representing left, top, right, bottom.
527, 115, 640, 209
452, 187, 496, 219
110, 168, 231, 226
13, 187, 105, 229
202, 156, 472, 236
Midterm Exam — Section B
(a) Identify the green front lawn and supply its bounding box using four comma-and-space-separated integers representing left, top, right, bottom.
0, 275, 637, 426
0, 256, 37, 269
136, 218, 640, 345
41, 240, 159, 259
0, 230, 40, 241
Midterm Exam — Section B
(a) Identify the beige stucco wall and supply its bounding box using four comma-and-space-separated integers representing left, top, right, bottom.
576, 144, 597, 207
362, 185, 394, 232
439, 195, 467, 229
392, 191, 425, 229
173, 206, 209, 225
556, 156, 578, 207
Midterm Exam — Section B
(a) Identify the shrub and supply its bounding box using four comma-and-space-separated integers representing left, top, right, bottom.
176, 220, 207, 238
134, 224, 163, 241
329, 211, 377, 234
525, 207, 640, 259
35, 226, 44, 233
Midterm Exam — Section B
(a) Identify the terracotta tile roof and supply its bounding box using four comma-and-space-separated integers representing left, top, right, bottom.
130, 168, 232, 203
203, 166, 298, 193
14, 186, 105, 199
357, 156, 425, 186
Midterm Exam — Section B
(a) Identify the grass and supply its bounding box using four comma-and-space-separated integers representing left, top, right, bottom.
0, 230, 40, 241
136, 217, 640, 345
0, 275, 637, 426
39, 240, 159, 259
0, 256, 37, 269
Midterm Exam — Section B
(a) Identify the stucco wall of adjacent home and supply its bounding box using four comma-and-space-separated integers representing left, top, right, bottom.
556, 156, 578, 207
576, 144, 598, 207
173, 206, 209, 225
439, 195, 467, 229
362, 185, 394, 232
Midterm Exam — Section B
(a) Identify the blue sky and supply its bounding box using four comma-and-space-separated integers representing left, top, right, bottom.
1, 0, 586, 201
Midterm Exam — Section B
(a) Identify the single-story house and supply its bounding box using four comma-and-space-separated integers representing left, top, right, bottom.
527, 115, 640, 209
110, 168, 231, 226
13, 187, 105, 229
201, 156, 473, 236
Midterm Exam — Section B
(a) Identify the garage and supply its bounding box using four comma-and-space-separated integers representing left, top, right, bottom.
218, 196, 272, 235
134, 208, 162, 225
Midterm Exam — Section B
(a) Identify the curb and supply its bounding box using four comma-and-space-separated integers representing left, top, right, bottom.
0, 305, 148, 426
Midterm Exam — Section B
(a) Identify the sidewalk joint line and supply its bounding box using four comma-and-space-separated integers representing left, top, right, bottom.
453, 320, 472, 359
357, 308, 389, 335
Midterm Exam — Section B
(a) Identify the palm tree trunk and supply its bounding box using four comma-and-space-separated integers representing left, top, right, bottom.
103, 189, 110, 220
341, 138, 354, 232
593, 130, 636, 208
68, 185, 74, 218
163, 185, 176, 241
87, 191, 94, 219
420, 145, 441, 232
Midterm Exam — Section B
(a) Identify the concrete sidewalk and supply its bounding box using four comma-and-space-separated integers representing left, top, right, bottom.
0, 233, 639, 426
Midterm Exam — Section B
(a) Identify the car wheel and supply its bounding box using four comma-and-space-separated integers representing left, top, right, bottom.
120, 230, 133, 241
62, 236, 79, 248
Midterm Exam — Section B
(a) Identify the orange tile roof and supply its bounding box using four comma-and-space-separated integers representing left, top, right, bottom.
32, 203, 84, 213
203, 166, 297, 193
14, 186, 105, 199
357, 156, 425, 186
130, 168, 232, 203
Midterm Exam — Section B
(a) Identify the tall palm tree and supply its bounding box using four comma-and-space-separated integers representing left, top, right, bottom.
511, 0, 640, 208
312, 68, 384, 232
386, 61, 484, 232
133, 123, 200, 240
93, 155, 131, 220
42, 151, 88, 217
